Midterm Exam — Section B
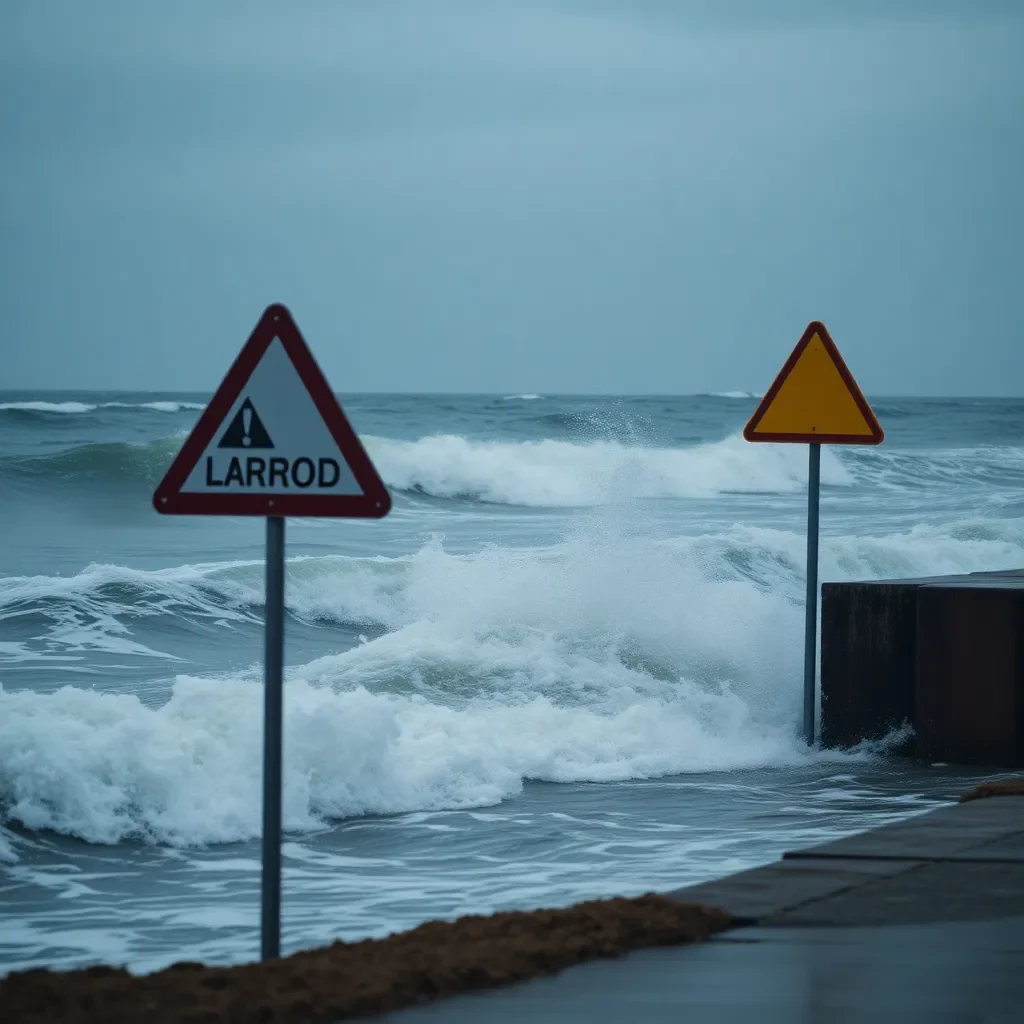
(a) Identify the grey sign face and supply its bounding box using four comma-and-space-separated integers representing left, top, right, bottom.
181, 338, 364, 497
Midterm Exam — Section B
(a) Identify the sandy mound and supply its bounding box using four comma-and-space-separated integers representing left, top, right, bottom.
960, 777, 1024, 802
1, 893, 733, 1023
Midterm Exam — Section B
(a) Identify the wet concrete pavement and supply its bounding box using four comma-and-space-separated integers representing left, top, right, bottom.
379, 797, 1024, 1023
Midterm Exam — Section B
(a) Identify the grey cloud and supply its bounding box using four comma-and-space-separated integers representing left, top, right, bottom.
1, 1, 1022, 395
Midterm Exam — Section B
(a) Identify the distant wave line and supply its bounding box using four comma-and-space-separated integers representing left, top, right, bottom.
0, 400, 205, 414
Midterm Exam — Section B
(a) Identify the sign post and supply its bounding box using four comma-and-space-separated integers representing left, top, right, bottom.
153, 304, 391, 959
803, 443, 820, 744
261, 515, 285, 960
743, 321, 883, 745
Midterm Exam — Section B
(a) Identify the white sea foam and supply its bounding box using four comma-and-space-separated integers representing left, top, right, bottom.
0, 670, 810, 847
0, 827, 17, 864
117, 401, 205, 413
0, 401, 97, 413
707, 391, 760, 399
863, 444, 1024, 492
502, 394, 543, 400
0, 400, 204, 414
365, 432, 853, 506
0, 561, 255, 661
2, 516, 1021, 847
3, 518, 1022, 660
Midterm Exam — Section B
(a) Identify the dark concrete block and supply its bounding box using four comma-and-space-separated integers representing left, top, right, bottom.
916, 584, 1024, 767
821, 572, 1024, 754
820, 580, 921, 748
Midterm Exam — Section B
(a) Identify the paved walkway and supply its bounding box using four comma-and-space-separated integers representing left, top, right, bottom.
379, 796, 1024, 1023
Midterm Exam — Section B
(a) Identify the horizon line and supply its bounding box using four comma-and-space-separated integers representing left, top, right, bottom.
1, 388, 1023, 401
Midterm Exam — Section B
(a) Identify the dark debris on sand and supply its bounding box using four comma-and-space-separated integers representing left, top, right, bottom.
1, 893, 733, 1024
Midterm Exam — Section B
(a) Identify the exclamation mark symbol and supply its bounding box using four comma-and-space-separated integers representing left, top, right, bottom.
242, 405, 252, 447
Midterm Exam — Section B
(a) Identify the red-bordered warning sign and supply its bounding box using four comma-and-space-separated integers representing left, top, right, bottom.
743, 321, 883, 445
153, 304, 391, 517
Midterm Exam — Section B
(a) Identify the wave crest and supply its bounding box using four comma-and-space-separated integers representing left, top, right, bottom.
366, 433, 852, 506
0, 431, 852, 505
6, 428, 1020, 509
0, 435, 186, 487
4, 519, 1022, 656
0, 400, 204, 415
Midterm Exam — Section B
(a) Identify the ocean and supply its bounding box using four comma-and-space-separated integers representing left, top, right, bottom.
1, 390, 1022, 973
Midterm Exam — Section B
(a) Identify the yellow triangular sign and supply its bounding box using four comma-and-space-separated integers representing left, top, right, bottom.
744, 322, 883, 445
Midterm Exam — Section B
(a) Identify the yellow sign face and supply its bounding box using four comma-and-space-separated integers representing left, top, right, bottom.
744, 322, 883, 444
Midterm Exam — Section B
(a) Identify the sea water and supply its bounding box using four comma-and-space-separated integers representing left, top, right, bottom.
1, 392, 1022, 972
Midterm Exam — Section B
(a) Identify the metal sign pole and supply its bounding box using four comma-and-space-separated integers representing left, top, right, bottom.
148, 304, 392, 962
803, 444, 821, 745
261, 515, 286, 960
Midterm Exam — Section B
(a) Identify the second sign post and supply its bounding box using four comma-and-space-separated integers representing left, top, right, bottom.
744, 321, 884, 745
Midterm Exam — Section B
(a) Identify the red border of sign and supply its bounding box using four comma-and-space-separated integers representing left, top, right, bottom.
743, 321, 884, 445
153, 305, 392, 517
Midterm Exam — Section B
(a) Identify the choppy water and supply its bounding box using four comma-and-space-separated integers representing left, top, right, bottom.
1, 391, 1022, 972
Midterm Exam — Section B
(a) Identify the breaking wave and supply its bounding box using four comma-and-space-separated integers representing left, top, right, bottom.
4, 429, 1022, 509
2, 515, 1022, 847
0, 534, 804, 847
366, 433, 853, 505
0, 431, 855, 504
0, 435, 188, 487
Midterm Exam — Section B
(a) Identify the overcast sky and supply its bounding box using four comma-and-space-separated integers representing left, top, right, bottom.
2, 0, 1022, 395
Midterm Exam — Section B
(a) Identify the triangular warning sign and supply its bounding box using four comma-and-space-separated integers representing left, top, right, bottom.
153, 304, 391, 518
218, 398, 274, 449
743, 322, 883, 445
